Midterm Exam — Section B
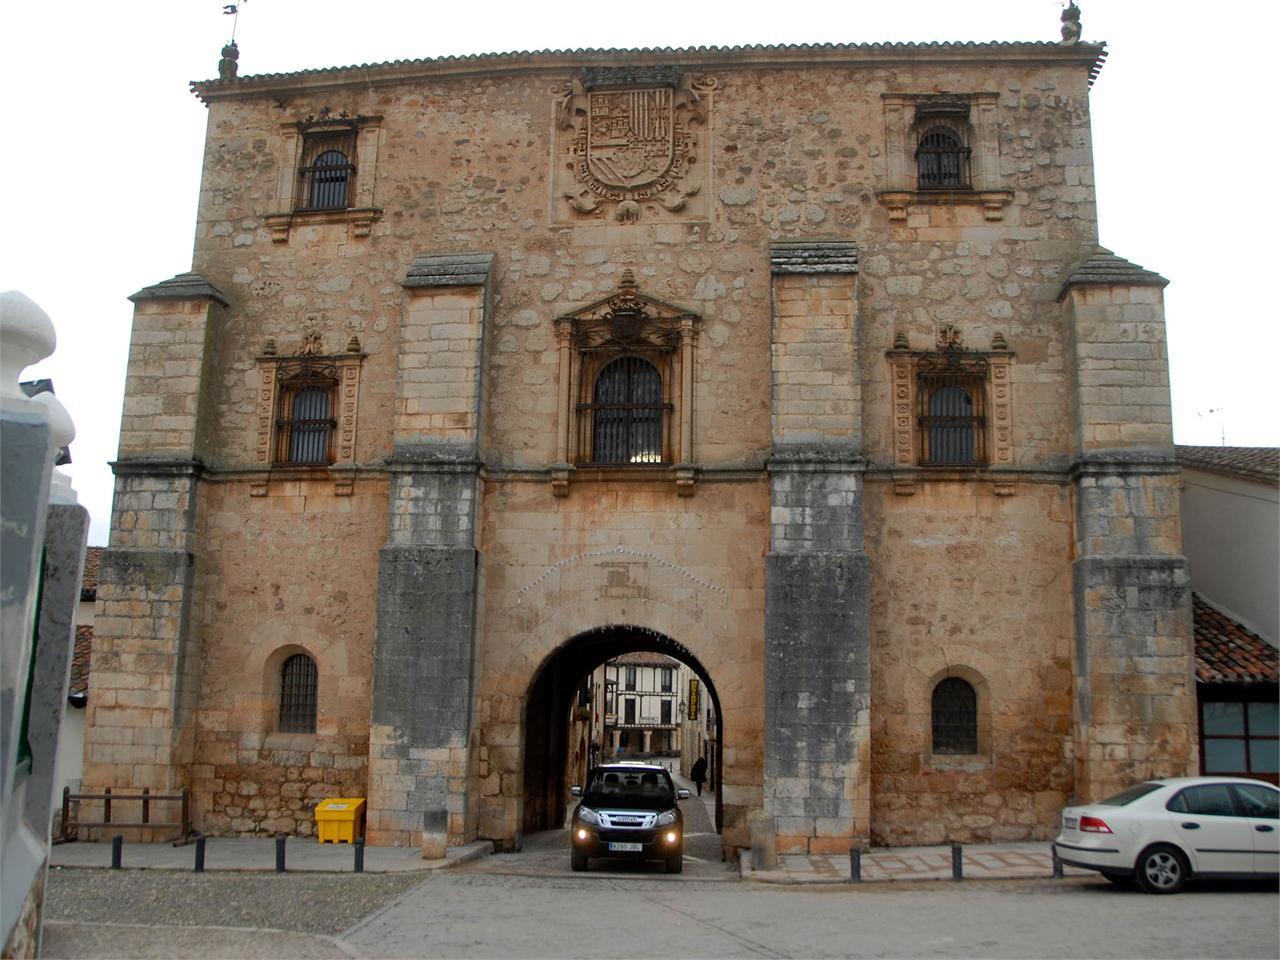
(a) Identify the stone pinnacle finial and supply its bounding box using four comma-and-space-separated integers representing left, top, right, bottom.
1060, 2, 1082, 44
218, 40, 239, 80
619, 269, 637, 292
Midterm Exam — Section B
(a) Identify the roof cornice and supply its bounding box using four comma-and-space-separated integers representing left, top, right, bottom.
190, 41, 1108, 104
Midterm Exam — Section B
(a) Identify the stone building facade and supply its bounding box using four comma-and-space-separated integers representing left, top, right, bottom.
85, 30, 1197, 855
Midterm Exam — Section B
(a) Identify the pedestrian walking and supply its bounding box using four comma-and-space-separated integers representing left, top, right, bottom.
690, 756, 707, 796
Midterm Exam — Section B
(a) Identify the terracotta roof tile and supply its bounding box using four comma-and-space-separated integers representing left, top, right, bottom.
1194, 594, 1278, 685
69, 625, 93, 697
190, 40, 1109, 100
80, 546, 104, 601
1177, 446, 1279, 486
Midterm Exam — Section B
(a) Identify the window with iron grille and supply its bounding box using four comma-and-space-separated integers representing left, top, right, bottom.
931, 677, 978, 754
298, 129, 357, 211
274, 362, 338, 466
918, 375, 985, 466
279, 653, 318, 734
586, 356, 667, 464
916, 126, 971, 189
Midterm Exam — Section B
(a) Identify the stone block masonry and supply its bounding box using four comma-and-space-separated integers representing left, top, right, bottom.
764, 244, 870, 853
369, 545, 478, 850
1062, 257, 1195, 801
82, 39, 1198, 855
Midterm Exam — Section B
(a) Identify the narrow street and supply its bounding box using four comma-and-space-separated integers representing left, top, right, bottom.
468, 762, 733, 881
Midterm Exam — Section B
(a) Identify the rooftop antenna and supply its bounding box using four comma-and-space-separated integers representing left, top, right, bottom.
218, 2, 246, 80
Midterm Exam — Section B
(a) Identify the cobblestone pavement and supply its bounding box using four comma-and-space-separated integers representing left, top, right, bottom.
43, 868, 423, 936
41, 922, 352, 960
42, 859, 1278, 958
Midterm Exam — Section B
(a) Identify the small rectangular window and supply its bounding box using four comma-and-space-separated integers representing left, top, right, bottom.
624, 666, 636, 691
660, 667, 672, 692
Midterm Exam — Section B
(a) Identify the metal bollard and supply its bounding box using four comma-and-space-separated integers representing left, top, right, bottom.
1052, 846, 1063, 879
951, 842, 963, 881
848, 846, 862, 883
275, 835, 286, 873
354, 837, 365, 874
111, 834, 123, 870
194, 836, 206, 873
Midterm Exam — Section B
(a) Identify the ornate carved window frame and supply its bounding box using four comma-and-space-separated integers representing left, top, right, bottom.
265, 112, 383, 242
253, 334, 365, 496
878, 93, 1012, 222
552, 270, 699, 496
887, 327, 1014, 495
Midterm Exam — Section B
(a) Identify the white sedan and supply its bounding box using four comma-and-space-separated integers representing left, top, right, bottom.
1053, 777, 1279, 893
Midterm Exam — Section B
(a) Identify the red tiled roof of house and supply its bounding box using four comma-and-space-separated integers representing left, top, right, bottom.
81, 546, 104, 601
1177, 446, 1279, 485
69, 625, 93, 697
1194, 594, 1278, 684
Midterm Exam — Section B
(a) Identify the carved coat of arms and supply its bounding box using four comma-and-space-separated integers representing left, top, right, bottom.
556, 70, 713, 224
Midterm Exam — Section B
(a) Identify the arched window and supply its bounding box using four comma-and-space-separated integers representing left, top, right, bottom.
932, 677, 978, 754
279, 653, 318, 733
304, 149, 353, 209
921, 382, 980, 465
916, 127, 969, 189
589, 356, 666, 464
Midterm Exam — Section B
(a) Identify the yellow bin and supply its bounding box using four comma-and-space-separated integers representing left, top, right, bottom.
315, 797, 366, 843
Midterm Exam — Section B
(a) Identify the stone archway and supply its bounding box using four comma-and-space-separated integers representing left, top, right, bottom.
520, 625, 724, 838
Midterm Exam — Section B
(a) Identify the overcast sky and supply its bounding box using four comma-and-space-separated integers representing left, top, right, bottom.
2, 0, 1275, 545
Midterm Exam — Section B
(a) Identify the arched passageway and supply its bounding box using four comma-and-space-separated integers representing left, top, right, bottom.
521, 625, 723, 837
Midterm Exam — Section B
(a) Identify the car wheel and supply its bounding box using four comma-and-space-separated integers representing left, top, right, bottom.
665, 853, 683, 874
1101, 872, 1131, 887
571, 848, 588, 872
1135, 844, 1188, 894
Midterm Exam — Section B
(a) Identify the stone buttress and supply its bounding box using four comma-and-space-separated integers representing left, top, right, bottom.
368, 253, 492, 853
1061, 250, 1197, 801
763, 242, 871, 854
82, 273, 227, 800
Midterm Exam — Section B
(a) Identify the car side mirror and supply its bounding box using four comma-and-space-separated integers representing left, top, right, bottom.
677, 789, 690, 800
570, 785, 582, 797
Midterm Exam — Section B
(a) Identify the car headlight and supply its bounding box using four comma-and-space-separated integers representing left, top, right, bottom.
656, 810, 677, 826
577, 806, 599, 825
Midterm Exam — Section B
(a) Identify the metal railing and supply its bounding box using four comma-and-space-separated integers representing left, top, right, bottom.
59, 786, 191, 843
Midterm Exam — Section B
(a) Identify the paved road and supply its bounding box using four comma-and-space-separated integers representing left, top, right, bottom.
349, 873, 1279, 959
44, 865, 1278, 958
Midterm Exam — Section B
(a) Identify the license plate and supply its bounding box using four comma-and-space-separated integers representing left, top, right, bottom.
608, 842, 642, 852
1063, 817, 1078, 830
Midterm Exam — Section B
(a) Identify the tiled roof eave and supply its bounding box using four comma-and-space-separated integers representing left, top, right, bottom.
191, 41, 1107, 103
1176, 445, 1280, 486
